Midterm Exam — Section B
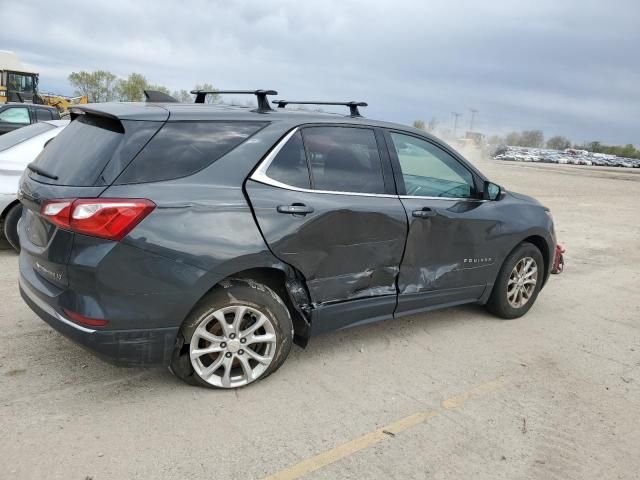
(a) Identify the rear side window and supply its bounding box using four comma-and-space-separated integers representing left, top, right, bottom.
35, 109, 53, 121
266, 131, 310, 188
116, 121, 266, 184
0, 122, 55, 152
30, 115, 124, 185
303, 127, 385, 194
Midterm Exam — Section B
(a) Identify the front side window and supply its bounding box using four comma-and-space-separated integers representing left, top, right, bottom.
0, 107, 30, 124
7, 73, 35, 93
389, 132, 475, 198
266, 131, 310, 188
302, 126, 385, 194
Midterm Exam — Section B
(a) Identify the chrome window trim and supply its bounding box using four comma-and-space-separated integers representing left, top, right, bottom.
19, 277, 97, 334
399, 195, 488, 202
250, 127, 489, 202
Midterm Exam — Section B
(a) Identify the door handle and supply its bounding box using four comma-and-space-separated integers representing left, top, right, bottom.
277, 203, 314, 215
412, 207, 437, 218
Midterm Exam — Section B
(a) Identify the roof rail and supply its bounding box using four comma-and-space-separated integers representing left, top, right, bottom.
190, 89, 277, 113
144, 90, 178, 103
272, 100, 367, 117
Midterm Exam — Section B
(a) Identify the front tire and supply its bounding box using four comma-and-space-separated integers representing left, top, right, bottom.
3, 203, 22, 253
170, 278, 294, 389
486, 242, 544, 319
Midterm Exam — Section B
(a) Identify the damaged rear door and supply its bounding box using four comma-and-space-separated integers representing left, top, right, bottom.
246, 125, 407, 326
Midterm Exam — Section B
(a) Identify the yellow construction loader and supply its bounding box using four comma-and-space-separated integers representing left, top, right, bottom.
0, 50, 87, 114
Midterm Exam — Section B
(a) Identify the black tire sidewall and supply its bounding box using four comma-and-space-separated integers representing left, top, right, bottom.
3, 203, 22, 253
173, 278, 294, 389
488, 243, 544, 319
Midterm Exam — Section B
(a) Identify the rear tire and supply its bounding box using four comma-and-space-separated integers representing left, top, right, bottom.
170, 278, 294, 389
3, 203, 22, 253
486, 242, 544, 319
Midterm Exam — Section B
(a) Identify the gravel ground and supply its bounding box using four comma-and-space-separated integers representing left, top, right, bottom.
0, 158, 639, 479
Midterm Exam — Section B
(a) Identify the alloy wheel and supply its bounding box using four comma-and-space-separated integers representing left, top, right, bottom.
189, 305, 277, 388
506, 257, 538, 308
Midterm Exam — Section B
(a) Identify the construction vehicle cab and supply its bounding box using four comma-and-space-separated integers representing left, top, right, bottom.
0, 51, 39, 104
0, 51, 87, 114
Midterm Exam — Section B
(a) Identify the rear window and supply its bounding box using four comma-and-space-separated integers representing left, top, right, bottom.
35, 109, 54, 121
115, 121, 266, 184
0, 122, 55, 152
29, 115, 124, 186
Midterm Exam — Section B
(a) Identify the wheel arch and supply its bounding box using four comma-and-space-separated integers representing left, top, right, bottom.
1, 199, 20, 222
187, 263, 312, 348
522, 234, 550, 281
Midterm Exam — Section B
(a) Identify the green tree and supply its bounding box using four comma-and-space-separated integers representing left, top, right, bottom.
172, 89, 192, 102
116, 73, 149, 102
192, 83, 219, 103
546, 136, 571, 150
147, 84, 170, 95
68, 70, 118, 102
505, 131, 521, 146
412, 120, 426, 130
520, 130, 544, 148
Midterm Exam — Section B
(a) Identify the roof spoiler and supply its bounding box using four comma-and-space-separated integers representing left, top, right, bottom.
190, 89, 277, 113
144, 90, 179, 103
272, 100, 367, 117
69, 106, 120, 122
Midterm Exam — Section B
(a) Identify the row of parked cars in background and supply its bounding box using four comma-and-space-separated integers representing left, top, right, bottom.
493, 145, 640, 168
0, 119, 69, 250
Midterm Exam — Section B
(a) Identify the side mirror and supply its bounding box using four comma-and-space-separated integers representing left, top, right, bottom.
483, 181, 503, 200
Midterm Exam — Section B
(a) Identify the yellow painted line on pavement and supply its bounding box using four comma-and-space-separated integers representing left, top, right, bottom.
262, 376, 507, 480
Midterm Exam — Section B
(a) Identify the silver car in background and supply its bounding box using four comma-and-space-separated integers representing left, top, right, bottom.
0, 120, 69, 251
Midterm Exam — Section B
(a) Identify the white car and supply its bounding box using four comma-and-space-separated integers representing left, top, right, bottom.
0, 120, 69, 251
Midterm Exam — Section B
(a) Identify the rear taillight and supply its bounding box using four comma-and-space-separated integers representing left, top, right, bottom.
62, 308, 109, 328
41, 198, 155, 241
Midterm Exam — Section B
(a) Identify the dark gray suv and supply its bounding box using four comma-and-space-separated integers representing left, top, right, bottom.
18, 91, 556, 389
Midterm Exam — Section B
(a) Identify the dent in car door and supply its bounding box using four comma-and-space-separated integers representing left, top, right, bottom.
246, 127, 407, 308
385, 131, 500, 315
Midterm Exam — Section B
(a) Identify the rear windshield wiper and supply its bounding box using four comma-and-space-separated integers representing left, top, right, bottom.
27, 162, 58, 180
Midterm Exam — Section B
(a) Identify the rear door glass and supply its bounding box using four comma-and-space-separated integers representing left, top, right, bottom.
115, 121, 266, 184
302, 126, 385, 194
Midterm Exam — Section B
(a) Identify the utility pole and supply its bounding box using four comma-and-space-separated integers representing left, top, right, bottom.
452, 112, 462, 138
469, 108, 478, 131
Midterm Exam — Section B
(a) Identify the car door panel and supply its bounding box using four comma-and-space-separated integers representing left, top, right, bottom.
246, 180, 407, 305
384, 130, 500, 315
396, 197, 500, 313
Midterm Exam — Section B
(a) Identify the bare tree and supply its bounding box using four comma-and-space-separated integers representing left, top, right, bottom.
546, 136, 571, 150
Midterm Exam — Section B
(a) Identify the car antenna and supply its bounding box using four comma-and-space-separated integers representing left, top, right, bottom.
191, 89, 278, 113
271, 100, 367, 117
144, 90, 179, 103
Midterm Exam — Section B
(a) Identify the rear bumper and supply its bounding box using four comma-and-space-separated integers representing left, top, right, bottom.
20, 276, 178, 367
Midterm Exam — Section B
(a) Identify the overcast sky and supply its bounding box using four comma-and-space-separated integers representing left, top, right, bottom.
2, 0, 638, 144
